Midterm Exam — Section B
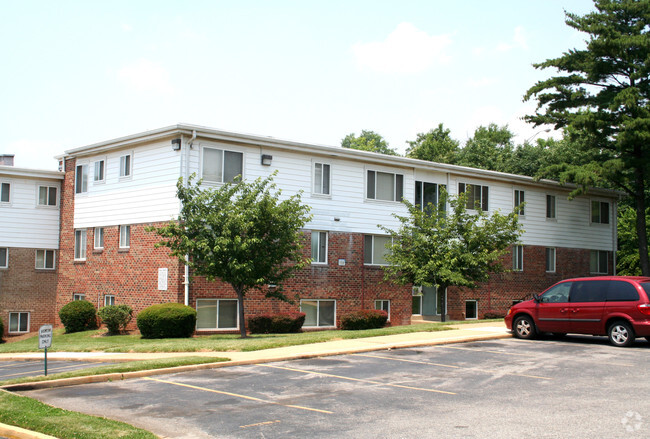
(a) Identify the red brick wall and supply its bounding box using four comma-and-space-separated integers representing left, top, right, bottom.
0, 247, 57, 335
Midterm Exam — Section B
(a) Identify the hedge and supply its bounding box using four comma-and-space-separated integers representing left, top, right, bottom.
136, 303, 197, 339
340, 309, 388, 330
98, 304, 133, 335
58, 300, 98, 333
248, 312, 305, 334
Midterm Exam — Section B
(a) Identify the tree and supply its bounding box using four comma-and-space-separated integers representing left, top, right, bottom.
151, 174, 312, 338
524, 0, 650, 275
379, 189, 523, 319
341, 130, 398, 155
456, 123, 515, 172
405, 123, 460, 164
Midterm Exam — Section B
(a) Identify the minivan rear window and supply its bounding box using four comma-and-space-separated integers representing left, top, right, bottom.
607, 281, 639, 301
640, 283, 650, 298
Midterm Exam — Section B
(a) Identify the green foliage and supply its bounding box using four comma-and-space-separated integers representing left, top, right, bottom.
58, 301, 98, 333
456, 124, 515, 172
524, 0, 650, 274
136, 303, 197, 339
340, 309, 388, 330
150, 173, 312, 338
341, 130, 398, 155
380, 188, 523, 292
98, 305, 133, 335
247, 312, 305, 334
406, 123, 460, 164
617, 204, 650, 275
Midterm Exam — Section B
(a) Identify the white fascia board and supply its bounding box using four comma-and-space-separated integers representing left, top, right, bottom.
0, 165, 64, 180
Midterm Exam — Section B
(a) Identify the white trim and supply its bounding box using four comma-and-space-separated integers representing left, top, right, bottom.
35, 249, 56, 270
94, 227, 104, 250
374, 299, 391, 321
74, 229, 87, 261
0, 181, 11, 205
465, 300, 478, 320
0, 247, 7, 268
119, 225, 131, 249
36, 184, 59, 208
8, 311, 30, 334
300, 299, 337, 328
545, 247, 556, 273
195, 298, 239, 330
311, 230, 328, 264
119, 152, 133, 180
93, 158, 106, 184
312, 160, 332, 197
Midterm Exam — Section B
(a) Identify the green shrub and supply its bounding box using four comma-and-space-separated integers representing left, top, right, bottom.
58, 300, 98, 333
137, 303, 197, 339
340, 309, 388, 330
248, 312, 305, 334
98, 304, 133, 335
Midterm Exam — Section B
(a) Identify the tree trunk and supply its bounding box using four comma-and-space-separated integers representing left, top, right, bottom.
633, 169, 650, 276
235, 287, 247, 338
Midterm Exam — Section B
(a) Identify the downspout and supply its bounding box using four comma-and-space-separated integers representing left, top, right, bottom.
183, 130, 197, 306
613, 198, 618, 275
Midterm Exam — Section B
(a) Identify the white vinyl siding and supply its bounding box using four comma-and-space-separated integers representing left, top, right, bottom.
74, 229, 87, 260
311, 231, 327, 264
301, 299, 336, 327
196, 299, 238, 330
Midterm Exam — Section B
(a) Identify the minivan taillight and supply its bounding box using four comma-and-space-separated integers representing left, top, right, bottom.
637, 303, 650, 315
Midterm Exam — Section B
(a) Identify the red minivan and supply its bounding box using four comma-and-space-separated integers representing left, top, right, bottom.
504, 276, 650, 347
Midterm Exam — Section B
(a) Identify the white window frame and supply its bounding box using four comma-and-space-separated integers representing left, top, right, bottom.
514, 189, 525, 216
37, 185, 58, 207
73, 294, 86, 301
8, 312, 30, 334
364, 235, 392, 266
313, 162, 331, 196
300, 299, 337, 328
119, 225, 130, 249
311, 231, 328, 264
119, 153, 132, 179
201, 146, 244, 184
74, 229, 87, 261
465, 300, 478, 320
104, 295, 115, 306
366, 169, 404, 202
513, 245, 524, 272
374, 299, 390, 321
35, 249, 55, 270
591, 200, 610, 225
415, 181, 446, 212
196, 298, 239, 330
94, 159, 106, 183
458, 182, 489, 211
546, 194, 557, 219
94, 227, 104, 249
590, 250, 608, 274
0, 181, 11, 204
75, 164, 88, 194
546, 247, 556, 273
0, 247, 7, 268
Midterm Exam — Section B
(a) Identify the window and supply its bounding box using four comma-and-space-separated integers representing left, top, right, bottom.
301, 299, 336, 327
364, 235, 392, 265
313, 162, 331, 195
546, 195, 556, 219
591, 200, 610, 224
540, 282, 571, 303
119, 154, 132, 178
94, 227, 104, 249
590, 250, 608, 274
35, 249, 55, 269
514, 190, 525, 215
0, 182, 10, 203
75, 164, 88, 194
104, 295, 115, 306
196, 299, 238, 329
513, 245, 524, 271
8, 312, 29, 333
608, 281, 640, 301
458, 183, 488, 211
73, 294, 86, 301
367, 170, 404, 202
94, 160, 105, 182
38, 186, 58, 206
119, 225, 130, 248
546, 248, 556, 273
0, 248, 7, 268
311, 231, 327, 264
374, 300, 390, 320
465, 300, 478, 320
74, 229, 87, 260
570, 280, 608, 302
202, 147, 243, 183
415, 181, 446, 213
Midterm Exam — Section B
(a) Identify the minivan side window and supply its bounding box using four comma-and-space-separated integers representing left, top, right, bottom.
570, 280, 608, 302
540, 283, 571, 303
607, 281, 639, 301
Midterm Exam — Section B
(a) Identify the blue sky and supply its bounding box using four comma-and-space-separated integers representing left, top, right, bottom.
1, 0, 596, 170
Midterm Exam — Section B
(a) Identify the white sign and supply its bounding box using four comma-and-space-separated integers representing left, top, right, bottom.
38, 324, 53, 349
158, 267, 168, 291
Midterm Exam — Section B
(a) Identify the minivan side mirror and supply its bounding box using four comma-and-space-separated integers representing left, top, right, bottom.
533, 293, 541, 303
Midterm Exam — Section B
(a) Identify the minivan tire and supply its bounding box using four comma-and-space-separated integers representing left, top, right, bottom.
513, 315, 536, 340
608, 321, 635, 347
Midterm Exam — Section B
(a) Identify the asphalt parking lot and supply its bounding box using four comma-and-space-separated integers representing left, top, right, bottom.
20, 336, 650, 438
0, 360, 114, 381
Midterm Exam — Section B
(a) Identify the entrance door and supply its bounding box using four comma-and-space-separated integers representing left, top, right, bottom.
422, 286, 438, 316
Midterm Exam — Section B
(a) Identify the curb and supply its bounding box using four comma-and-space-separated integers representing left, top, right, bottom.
0, 421, 58, 439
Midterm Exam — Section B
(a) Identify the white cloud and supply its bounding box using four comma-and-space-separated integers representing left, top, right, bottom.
117, 59, 174, 94
496, 26, 528, 52
352, 22, 452, 74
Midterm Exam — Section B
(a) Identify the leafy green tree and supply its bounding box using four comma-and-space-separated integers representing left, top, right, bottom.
406, 123, 460, 164
616, 204, 650, 275
379, 188, 523, 320
524, 0, 650, 275
341, 130, 398, 155
457, 124, 515, 172
151, 174, 312, 338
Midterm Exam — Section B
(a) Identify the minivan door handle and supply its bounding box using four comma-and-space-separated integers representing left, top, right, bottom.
560, 308, 568, 313
571, 308, 580, 313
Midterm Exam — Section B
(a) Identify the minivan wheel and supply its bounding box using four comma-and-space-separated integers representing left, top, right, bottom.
608, 321, 635, 347
513, 316, 536, 340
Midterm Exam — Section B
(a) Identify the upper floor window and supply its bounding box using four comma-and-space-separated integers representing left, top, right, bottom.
591, 200, 610, 224
364, 235, 392, 265
119, 154, 132, 178
311, 231, 327, 264
202, 147, 243, 183
513, 245, 523, 271
94, 160, 105, 182
367, 170, 403, 202
35, 249, 55, 270
74, 229, 87, 261
514, 189, 525, 215
0, 247, 7, 268
94, 227, 104, 249
546, 195, 556, 219
313, 162, 331, 195
415, 181, 445, 213
38, 186, 58, 206
119, 225, 131, 249
590, 250, 608, 274
458, 183, 488, 211
75, 164, 88, 194
0, 182, 10, 203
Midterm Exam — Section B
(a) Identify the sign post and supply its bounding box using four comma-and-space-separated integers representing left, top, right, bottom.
38, 324, 53, 376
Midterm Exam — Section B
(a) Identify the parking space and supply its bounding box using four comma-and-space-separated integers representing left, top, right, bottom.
0, 360, 115, 381
21, 337, 650, 438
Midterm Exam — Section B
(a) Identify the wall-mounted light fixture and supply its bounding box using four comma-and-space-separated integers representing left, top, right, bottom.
261, 154, 273, 166
171, 138, 181, 151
